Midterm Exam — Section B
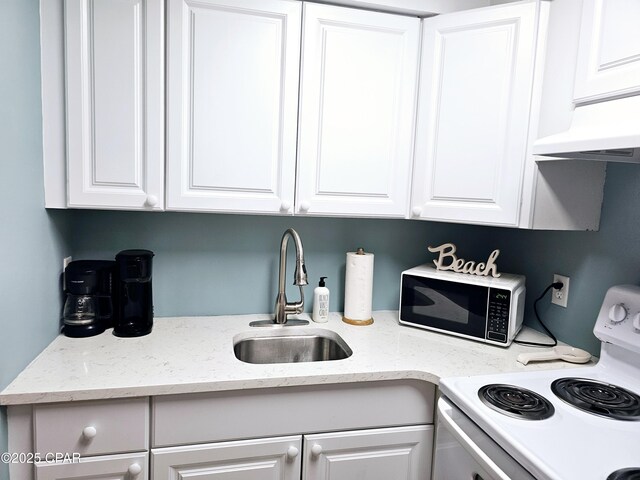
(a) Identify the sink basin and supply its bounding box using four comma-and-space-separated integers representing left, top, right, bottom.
233, 328, 352, 364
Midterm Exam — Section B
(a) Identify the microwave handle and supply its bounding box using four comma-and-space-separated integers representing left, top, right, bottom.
437, 398, 512, 480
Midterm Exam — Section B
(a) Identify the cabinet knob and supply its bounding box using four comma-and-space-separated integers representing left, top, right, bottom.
280, 201, 291, 212
286, 446, 299, 459
299, 201, 311, 213
82, 426, 97, 439
633, 313, 640, 331
310, 444, 323, 457
412, 206, 422, 217
145, 195, 158, 207
127, 463, 142, 477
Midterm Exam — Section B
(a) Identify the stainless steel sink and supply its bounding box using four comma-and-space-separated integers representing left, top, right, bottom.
233, 328, 352, 364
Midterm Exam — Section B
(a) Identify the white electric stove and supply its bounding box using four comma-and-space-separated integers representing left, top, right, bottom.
435, 285, 640, 480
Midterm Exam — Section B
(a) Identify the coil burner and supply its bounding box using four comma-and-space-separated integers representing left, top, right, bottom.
551, 378, 640, 421
478, 384, 554, 420
607, 468, 640, 480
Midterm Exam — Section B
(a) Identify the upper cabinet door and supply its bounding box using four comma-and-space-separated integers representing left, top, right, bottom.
296, 3, 420, 218
65, 0, 164, 210
411, 2, 538, 226
166, 0, 301, 215
573, 0, 640, 103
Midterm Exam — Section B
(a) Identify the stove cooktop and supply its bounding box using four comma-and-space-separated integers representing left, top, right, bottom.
440, 365, 640, 480
440, 285, 640, 480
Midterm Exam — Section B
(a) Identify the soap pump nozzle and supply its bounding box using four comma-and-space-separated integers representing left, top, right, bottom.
319, 276, 327, 287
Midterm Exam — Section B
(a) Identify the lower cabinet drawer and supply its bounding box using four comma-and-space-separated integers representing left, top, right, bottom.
152, 380, 434, 447
34, 398, 149, 457
35, 452, 148, 480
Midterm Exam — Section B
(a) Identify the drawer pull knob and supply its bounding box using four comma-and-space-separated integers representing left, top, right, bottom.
299, 201, 311, 213
145, 195, 158, 207
128, 463, 142, 477
286, 446, 299, 459
280, 201, 291, 212
311, 444, 323, 457
82, 426, 97, 439
412, 206, 422, 217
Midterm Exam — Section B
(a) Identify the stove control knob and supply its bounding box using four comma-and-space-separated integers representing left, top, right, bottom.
633, 313, 640, 331
609, 303, 627, 324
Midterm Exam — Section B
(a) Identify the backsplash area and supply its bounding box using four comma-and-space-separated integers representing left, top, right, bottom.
70, 162, 640, 356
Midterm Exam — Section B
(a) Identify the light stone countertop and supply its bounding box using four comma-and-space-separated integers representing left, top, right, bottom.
0, 311, 594, 405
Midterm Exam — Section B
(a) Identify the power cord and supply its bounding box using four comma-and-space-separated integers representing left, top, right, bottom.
513, 281, 563, 347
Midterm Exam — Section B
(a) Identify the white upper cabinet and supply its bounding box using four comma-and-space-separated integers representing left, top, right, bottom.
411, 2, 538, 226
64, 0, 164, 210
573, 0, 640, 103
296, 3, 420, 217
165, 0, 301, 214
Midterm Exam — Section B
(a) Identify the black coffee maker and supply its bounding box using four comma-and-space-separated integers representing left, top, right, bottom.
63, 260, 115, 338
113, 249, 154, 337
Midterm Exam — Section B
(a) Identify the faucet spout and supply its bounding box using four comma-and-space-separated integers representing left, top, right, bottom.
274, 228, 309, 325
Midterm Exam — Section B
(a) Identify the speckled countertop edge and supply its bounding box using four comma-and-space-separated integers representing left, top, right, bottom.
0, 311, 594, 405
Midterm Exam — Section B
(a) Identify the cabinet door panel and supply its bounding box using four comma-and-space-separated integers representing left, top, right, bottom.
152, 436, 301, 480
166, 0, 300, 214
65, 0, 164, 210
303, 425, 433, 480
35, 452, 148, 480
574, 0, 640, 103
412, 3, 537, 226
297, 3, 419, 217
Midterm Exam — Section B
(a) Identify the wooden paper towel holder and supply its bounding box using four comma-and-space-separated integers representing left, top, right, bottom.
342, 316, 374, 326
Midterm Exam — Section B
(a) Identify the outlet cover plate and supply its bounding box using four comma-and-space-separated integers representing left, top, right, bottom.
552, 274, 570, 308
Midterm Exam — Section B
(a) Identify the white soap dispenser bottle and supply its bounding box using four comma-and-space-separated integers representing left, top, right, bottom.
312, 277, 330, 323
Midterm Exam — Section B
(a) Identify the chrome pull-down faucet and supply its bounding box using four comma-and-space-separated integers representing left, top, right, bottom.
251, 228, 309, 327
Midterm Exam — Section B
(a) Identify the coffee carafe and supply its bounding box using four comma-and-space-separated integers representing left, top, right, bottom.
63, 260, 115, 337
113, 249, 154, 337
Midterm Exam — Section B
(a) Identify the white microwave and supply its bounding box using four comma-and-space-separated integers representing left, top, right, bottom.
399, 264, 525, 347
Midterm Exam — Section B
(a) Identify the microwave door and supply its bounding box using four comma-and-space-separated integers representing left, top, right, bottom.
414, 287, 469, 324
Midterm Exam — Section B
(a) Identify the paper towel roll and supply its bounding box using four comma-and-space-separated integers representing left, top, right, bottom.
343, 249, 374, 325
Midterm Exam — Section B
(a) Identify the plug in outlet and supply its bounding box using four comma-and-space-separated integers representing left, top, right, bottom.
551, 274, 570, 308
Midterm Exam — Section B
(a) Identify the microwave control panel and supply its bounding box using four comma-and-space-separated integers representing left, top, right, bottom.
486, 288, 511, 343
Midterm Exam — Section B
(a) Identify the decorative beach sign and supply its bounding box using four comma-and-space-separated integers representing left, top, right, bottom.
428, 243, 501, 278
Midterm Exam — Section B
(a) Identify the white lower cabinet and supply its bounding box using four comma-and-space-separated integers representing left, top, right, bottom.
151, 426, 432, 480
152, 436, 302, 480
150, 381, 435, 480
27, 398, 150, 480
35, 452, 148, 480
303, 426, 433, 480
13, 382, 434, 480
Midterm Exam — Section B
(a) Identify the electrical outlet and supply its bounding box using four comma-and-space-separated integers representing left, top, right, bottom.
551, 274, 570, 308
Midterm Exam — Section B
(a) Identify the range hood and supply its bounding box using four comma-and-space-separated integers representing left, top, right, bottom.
533, 95, 640, 163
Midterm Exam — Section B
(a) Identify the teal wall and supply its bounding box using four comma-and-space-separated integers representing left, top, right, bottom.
0, 0, 72, 476
69, 212, 490, 317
